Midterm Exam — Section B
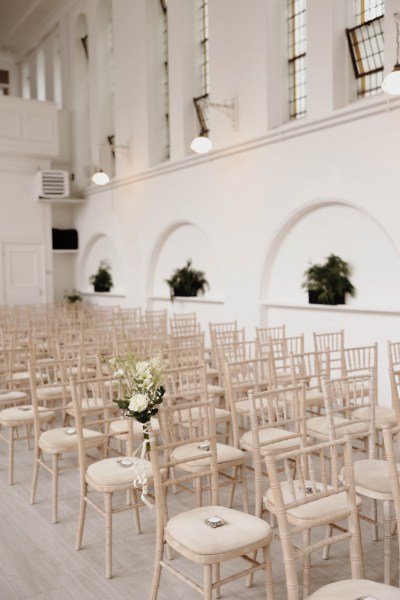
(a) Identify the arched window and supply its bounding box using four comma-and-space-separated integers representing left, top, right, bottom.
36, 49, 46, 101
22, 63, 31, 99
97, 0, 115, 176
74, 13, 91, 188
53, 34, 62, 109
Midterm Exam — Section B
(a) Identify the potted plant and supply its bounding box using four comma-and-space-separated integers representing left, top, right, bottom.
64, 289, 82, 303
90, 260, 113, 292
166, 259, 209, 301
302, 254, 356, 305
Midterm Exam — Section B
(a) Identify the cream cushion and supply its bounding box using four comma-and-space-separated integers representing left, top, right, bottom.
37, 386, 66, 400
240, 427, 302, 453
308, 579, 400, 600
39, 427, 104, 454
306, 415, 369, 439
0, 405, 54, 426
171, 441, 244, 471
352, 405, 398, 428
66, 397, 104, 413
0, 390, 27, 403
348, 459, 398, 497
109, 416, 160, 437
86, 456, 153, 491
305, 389, 324, 405
265, 480, 362, 526
166, 505, 272, 556
207, 384, 225, 397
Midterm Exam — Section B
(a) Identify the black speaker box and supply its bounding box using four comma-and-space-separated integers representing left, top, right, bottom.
52, 228, 78, 250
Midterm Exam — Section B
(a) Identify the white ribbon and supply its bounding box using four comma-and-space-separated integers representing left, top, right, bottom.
131, 433, 153, 510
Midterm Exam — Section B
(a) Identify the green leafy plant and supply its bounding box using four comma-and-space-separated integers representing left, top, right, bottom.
64, 289, 82, 303
166, 259, 209, 301
302, 254, 356, 305
90, 260, 113, 292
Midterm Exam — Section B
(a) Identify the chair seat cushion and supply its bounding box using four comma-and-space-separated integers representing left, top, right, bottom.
306, 415, 368, 439
11, 371, 30, 381
171, 442, 244, 471
66, 397, 104, 414
37, 386, 66, 400
308, 579, 399, 599
350, 459, 398, 497
0, 405, 54, 426
39, 427, 103, 454
207, 384, 225, 397
109, 416, 160, 438
305, 389, 324, 405
86, 456, 152, 490
352, 405, 397, 429
166, 505, 272, 556
0, 390, 27, 404
240, 427, 302, 453
265, 480, 362, 526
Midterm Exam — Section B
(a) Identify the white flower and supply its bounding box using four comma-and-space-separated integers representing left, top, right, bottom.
129, 393, 149, 412
109, 358, 117, 367
114, 369, 124, 378
136, 361, 150, 374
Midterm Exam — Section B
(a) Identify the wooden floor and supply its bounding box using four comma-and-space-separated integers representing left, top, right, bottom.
0, 437, 398, 600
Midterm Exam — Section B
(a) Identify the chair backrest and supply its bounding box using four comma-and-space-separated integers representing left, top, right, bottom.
149, 397, 219, 511
289, 349, 330, 391
216, 339, 257, 384
163, 363, 208, 404
388, 367, 400, 421
382, 424, 400, 560
169, 313, 199, 337
249, 383, 307, 517
224, 357, 269, 447
255, 326, 288, 357
264, 434, 362, 600
322, 372, 376, 460
388, 340, 400, 370
314, 329, 344, 375
341, 343, 378, 378
167, 344, 204, 369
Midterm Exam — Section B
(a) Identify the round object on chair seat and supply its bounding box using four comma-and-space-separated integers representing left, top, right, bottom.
308, 579, 399, 599
0, 405, 54, 426
86, 456, 153, 491
171, 441, 244, 471
352, 405, 398, 429
166, 505, 272, 557
0, 390, 27, 404
38, 427, 104, 454
264, 480, 362, 527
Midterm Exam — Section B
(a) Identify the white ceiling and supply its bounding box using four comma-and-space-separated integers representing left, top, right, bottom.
0, 0, 68, 57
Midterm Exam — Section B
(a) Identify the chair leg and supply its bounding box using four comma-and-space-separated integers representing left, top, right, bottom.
371, 498, 378, 541
240, 464, 249, 513
8, 426, 14, 485
52, 454, 59, 523
149, 539, 164, 600
383, 500, 392, 585
322, 525, 333, 560
25, 424, 31, 450
263, 544, 275, 600
75, 485, 87, 550
203, 564, 212, 600
213, 563, 221, 599
302, 529, 311, 597
227, 467, 237, 508
130, 487, 141, 535
30, 448, 41, 505
105, 492, 113, 579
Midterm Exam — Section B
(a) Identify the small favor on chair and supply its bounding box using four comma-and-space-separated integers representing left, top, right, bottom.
198, 442, 210, 451
65, 427, 77, 435
204, 516, 226, 528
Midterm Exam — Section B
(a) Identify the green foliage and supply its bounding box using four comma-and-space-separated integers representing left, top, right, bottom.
64, 289, 82, 303
90, 260, 113, 291
302, 254, 356, 305
166, 259, 209, 301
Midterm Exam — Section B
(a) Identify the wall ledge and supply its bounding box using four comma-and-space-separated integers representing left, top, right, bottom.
263, 302, 400, 316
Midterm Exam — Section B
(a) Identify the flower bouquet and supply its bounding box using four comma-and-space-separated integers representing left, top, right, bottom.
109, 353, 165, 451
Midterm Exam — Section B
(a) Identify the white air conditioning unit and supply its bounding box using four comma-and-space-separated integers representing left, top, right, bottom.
37, 170, 70, 198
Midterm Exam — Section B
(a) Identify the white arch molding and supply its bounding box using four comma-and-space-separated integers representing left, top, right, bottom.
79, 232, 124, 293
259, 198, 400, 313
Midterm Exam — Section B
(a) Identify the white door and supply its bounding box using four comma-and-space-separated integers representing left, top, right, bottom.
3, 243, 45, 305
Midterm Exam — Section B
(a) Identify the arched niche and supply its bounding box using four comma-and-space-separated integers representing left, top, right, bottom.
261, 200, 400, 309
149, 222, 222, 299
79, 233, 124, 293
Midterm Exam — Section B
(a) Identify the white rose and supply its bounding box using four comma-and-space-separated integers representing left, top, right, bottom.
129, 393, 149, 412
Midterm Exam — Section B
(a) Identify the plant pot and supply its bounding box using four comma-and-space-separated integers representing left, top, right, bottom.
94, 283, 111, 293
308, 290, 345, 305
172, 289, 198, 298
